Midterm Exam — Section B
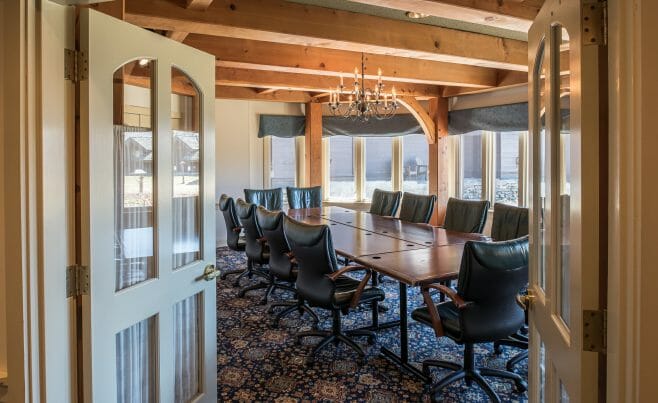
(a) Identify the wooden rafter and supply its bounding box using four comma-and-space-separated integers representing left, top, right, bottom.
348, 0, 542, 33
215, 67, 439, 99
166, 0, 214, 42
185, 35, 499, 88
124, 0, 528, 71
215, 86, 312, 102
398, 96, 437, 144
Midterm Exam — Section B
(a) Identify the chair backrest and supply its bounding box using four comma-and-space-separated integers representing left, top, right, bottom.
443, 197, 490, 233
235, 198, 267, 263
218, 194, 242, 251
256, 207, 294, 280
244, 188, 284, 210
398, 192, 436, 223
284, 215, 340, 307
286, 186, 323, 209
369, 189, 402, 217
456, 236, 529, 343
491, 203, 529, 241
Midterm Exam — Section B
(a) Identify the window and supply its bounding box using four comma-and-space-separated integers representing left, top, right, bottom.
269, 136, 296, 189
364, 137, 393, 199
328, 136, 356, 200
457, 130, 528, 206
402, 134, 429, 194
460, 132, 483, 200
495, 131, 521, 205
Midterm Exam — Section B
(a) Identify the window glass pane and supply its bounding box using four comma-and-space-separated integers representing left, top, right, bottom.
270, 136, 296, 189
557, 26, 571, 327
402, 134, 429, 194
172, 67, 201, 270
365, 136, 393, 199
329, 136, 355, 200
536, 40, 549, 291
116, 316, 157, 403
460, 131, 483, 200
114, 59, 156, 291
495, 131, 521, 205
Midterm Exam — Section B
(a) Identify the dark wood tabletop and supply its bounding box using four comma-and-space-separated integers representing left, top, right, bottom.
287, 207, 486, 286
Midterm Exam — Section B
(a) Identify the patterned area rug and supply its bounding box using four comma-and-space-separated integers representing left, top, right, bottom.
217, 247, 529, 402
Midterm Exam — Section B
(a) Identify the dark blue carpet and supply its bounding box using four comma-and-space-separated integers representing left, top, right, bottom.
216, 247, 529, 402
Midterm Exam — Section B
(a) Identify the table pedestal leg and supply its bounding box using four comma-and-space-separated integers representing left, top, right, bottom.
380, 282, 429, 382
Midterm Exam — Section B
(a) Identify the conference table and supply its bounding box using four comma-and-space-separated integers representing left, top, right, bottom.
288, 206, 488, 381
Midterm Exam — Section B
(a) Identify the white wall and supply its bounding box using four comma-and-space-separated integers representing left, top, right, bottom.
214, 100, 303, 245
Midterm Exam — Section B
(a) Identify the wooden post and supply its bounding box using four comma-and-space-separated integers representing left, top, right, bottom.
428, 96, 450, 226
304, 102, 323, 187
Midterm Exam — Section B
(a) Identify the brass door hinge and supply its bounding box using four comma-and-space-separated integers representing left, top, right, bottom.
64, 49, 88, 82
66, 265, 90, 298
583, 309, 607, 353
583, 1, 607, 46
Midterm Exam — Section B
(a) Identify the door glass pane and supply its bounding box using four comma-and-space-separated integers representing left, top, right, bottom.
329, 136, 355, 200
539, 340, 546, 403
460, 131, 483, 200
560, 380, 570, 403
114, 59, 156, 291
174, 293, 202, 403
172, 67, 201, 269
270, 136, 296, 189
365, 136, 393, 199
495, 132, 521, 205
402, 134, 429, 194
556, 26, 571, 327
116, 316, 157, 403
535, 41, 549, 290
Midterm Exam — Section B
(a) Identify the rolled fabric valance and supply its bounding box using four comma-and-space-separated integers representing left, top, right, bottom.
322, 114, 423, 137
448, 102, 529, 135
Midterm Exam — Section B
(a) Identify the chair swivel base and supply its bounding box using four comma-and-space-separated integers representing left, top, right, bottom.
423, 344, 527, 403
219, 268, 247, 282
268, 299, 320, 329
295, 310, 375, 364
259, 280, 296, 306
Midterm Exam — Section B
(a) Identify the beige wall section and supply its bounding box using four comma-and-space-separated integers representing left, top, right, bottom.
215, 99, 303, 245
0, 0, 7, 384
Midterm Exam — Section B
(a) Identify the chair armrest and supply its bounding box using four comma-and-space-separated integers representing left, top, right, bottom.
420, 287, 444, 337
232, 226, 242, 233
422, 283, 470, 309
327, 265, 373, 309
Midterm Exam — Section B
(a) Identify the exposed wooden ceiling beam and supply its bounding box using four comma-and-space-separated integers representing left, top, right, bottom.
215, 67, 439, 99
347, 0, 541, 33
186, 35, 498, 88
166, 0, 214, 42
216, 86, 312, 102
125, 0, 528, 71
398, 96, 436, 144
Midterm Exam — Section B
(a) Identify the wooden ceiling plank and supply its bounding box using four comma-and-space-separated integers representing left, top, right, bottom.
347, 0, 541, 33
216, 86, 312, 102
125, 0, 528, 71
187, 35, 498, 88
215, 66, 439, 97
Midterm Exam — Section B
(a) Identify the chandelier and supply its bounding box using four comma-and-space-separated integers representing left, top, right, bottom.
329, 53, 399, 121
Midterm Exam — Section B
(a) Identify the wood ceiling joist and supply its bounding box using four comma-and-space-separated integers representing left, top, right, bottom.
166, 0, 214, 42
215, 67, 439, 99
186, 35, 498, 88
348, 0, 541, 33
216, 86, 313, 103
124, 0, 529, 71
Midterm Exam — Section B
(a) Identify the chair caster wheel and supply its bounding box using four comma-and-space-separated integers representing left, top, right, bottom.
494, 345, 503, 354
269, 321, 279, 329
367, 336, 376, 345
267, 307, 275, 314
515, 380, 528, 394
232, 282, 240, 288
258, 298, 268, 305
237, 291, 246, 298
422, 365, 430, 378
304, 357, 314, 367
219, 274, 227, 280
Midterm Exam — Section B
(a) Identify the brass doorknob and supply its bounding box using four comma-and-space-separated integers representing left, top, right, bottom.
202, 264, 220, 281
516, 292, 535, 310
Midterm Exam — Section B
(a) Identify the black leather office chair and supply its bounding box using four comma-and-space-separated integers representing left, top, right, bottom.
235, 199, 271, 303
398, 192, 436, 223
412, 237, 529, 403
491, 203, 529, 241
218, 194, 248, 285
286, 186, 322, 209
284, 216, 385, 363
443, 197, 490, 233
369, 189, 402, 217
256, 207, 320, 327
244, 188, 284, 210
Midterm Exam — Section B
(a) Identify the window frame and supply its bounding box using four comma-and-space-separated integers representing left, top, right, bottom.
263, 135, 305, 189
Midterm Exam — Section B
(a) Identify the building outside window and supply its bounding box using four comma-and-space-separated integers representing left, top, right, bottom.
460, 131, 483, 200
495, 131, 522, 205
269, 136, 296, 189
364, 136, 393, 199
328, 136, 356, 200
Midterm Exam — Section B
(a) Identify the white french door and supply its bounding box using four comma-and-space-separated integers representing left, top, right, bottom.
78, 9, 217, 402
527, 0, 606, 402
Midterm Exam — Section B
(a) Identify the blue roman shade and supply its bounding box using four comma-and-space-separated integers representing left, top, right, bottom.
448, 103, 529, 135
322, 114, 423, 137
257, 115, 306, 138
